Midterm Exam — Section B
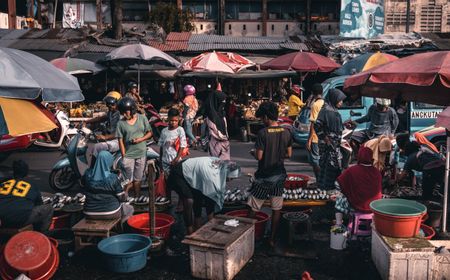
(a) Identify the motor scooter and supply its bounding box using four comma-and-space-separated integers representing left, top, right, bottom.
143, 103, 167, 141
34, 110, 78, 149
49, 127, 161, 191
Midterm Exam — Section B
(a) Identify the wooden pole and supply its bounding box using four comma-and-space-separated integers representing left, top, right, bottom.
96, 0, 102, 30
8, 0, 16, 29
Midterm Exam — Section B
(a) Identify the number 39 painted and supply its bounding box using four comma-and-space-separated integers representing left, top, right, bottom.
0, 180, 31, 197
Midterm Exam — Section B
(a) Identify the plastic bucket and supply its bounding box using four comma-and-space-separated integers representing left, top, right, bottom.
98, 234, 151, 273
0, 231, 59, 280
127, 213, 175, 240
284, 174, 310, 189
49, 211, 71, 230
420, 224, 436, 240
330, 231, 347, 250
426, 203, 443, 228
226, 210, 269, 240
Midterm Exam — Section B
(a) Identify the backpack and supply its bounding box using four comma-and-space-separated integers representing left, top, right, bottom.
295, 97, 322, 133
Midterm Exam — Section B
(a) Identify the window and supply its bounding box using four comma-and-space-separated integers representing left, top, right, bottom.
267, 1, 305, 20
311, 1, 339, 21
228, 24, 231, 30
243, 24, 246, 30
200, 24, 203, 30
285, 24, 289, 30
335, 85, 364, 109
226, 1, 261, 20
271, 24, 274, 31
123, 1, 148, 21
257, 24, 260, 30
413, 103, 444, 109
183, 1, 218, 20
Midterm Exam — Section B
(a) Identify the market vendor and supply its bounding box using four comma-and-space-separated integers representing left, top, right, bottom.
396, 137, 445, 201
167, 157, 240, 234
287, 84, 305, 121
0, 160, 53, 233
82, 151, 134, 223
363, 135, 393, 172
85, 92, 121, 166
334, 147, 382, 225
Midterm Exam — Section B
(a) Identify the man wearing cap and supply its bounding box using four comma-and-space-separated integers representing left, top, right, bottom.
348, 98, 399, 150
287, 84, 305, 121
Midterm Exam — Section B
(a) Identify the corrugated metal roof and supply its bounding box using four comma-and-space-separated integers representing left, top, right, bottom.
166, 32, 191, 41
78, 43, 116, 53
189, 34, 290, 44
279, 42, 308, 51
0, 29, 30, 40
8, 39, 70, 51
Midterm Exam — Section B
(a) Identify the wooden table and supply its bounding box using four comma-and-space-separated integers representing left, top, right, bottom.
264, 199, 329, 208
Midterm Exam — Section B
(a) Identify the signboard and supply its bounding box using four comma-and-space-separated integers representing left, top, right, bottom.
340, 0, 384, 38
63, 3, 84, 29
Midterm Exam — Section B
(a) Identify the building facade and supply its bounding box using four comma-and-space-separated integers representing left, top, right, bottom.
385, 0, 450, 33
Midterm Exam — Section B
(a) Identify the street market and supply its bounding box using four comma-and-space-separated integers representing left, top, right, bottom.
1, 1, 450, 280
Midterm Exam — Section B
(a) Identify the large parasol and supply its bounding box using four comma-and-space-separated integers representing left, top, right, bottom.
0, 48, 83, 102
344, 51, 450, 234
180, 51, 256, 74
261, 51, 340, 72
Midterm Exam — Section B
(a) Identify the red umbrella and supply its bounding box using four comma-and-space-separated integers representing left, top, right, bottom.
344, 51, 450, 106
261, 51, 340, 72
181, 51, 255, 73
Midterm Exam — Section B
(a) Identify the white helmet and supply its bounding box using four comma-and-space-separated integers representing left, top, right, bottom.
376, 98, 391, 106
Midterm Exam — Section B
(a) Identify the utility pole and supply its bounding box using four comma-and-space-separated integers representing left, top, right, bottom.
406, 0, 411, 33
8, 0, 16, 29
96, 0, 102, 30
306, 0, 311, 34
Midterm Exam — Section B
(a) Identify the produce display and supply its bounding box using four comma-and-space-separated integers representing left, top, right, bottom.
127, 195, 169, 205
282, 188, 330, 200
241, 100, 288, 120
65, 102, 107, 118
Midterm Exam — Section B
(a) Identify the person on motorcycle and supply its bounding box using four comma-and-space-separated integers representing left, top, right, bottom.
85, 92, 121, 166
116, 97, 153, 197
183, 84, 199, 149
347, 98, 399, 153
125, 82, 143, 103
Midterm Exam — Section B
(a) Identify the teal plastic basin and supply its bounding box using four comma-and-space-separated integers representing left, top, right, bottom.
370, 199, 427, 217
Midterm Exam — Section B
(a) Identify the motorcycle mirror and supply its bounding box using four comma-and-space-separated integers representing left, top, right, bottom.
350, 110, 362, 117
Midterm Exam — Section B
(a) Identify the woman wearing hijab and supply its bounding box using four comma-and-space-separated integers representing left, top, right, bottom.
363, 135, 393, 172
82, 151, 134, 223
206, 90, 230, 160
314, 89, 347, 190
334, 147, 382, 225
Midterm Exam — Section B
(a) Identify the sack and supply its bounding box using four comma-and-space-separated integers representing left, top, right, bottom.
154, 173, 166, 197
174, 137, 189, 157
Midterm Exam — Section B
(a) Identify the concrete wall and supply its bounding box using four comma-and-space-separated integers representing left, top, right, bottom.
192, 21, 217, 35
224, 21, 263, 37
0, 13, 8, 29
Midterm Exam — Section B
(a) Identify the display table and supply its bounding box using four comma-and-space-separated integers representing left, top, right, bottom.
264, 199, 328, 208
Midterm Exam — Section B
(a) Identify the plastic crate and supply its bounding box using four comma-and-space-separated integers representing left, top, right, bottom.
284, 174, 310, 189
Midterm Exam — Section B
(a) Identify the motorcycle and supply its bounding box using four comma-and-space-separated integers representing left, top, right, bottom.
143, 103, 167, 141
34, 110, 78, 149
49, 127, 161, 191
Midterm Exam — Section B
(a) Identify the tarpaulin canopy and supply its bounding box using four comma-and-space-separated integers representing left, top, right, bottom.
261, 51, 340, 72
344, 51, 450, 106
0, 97, 57, 137
0, 48, 84, 102
181, 51, 256, 74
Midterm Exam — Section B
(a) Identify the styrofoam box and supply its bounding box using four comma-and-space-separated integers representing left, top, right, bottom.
429, 240, 450, 280
371, 230, 435, 280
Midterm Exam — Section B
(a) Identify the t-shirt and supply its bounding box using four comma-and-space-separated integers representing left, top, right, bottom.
116, 114, 152, 159
158, 126, 187, 173
309, 98, 324, 144
288, 95, 304, 117
355, 105, 399, 137
0, 179, 42, 226
404, 148, 444, 173
183, 95, 199, 120
105, 110, 120, 135
255, 126, 292, 178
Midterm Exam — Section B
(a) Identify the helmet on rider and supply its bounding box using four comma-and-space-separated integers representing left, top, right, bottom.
376, 98, 391, 106
118, 97, 137, 115
128, 82, 138, 89
184, 84, 196, 96
106, 91, 122, 101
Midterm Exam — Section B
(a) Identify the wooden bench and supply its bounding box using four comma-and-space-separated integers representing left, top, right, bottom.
72, 218, 121, 252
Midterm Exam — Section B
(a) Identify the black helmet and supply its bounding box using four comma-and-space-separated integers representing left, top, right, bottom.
118, 97, 137, 115
103, 96, 118, 106
128, 82, 138, 89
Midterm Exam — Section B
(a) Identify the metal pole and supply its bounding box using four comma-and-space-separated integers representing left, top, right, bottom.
138, 63, 141, 94
53, 0, 58, 29
442, 131, 450, 232
405, 0, 411, 33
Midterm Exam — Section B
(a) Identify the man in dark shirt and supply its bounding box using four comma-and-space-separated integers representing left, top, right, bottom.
397, 140, 445, 201
247, 102, 292, 247
85, 93, 121, 166
0, 160, 53, 233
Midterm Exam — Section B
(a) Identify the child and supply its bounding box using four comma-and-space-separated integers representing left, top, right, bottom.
158, 108, 188, 175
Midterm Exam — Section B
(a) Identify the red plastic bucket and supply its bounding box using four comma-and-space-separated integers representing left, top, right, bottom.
0, 231, 59, 280
225, 210, 269, 240
49, 211, 71, 230
284, 174, 310, 189
127, 213, 175, 240
372, 210, 423, 238
420, 224, 436, 240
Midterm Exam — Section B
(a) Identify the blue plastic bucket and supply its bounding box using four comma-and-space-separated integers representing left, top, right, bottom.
97, 234, 152, 273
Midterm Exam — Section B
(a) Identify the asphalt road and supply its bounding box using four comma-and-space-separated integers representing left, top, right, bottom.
0, 140, 314, 194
